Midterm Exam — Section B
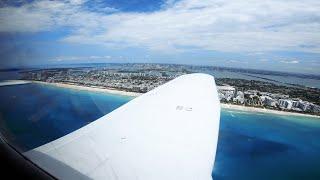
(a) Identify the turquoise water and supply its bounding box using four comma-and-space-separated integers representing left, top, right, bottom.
0, 83, 133, 151
0, 83, 320, 179
214, 110, 320, 179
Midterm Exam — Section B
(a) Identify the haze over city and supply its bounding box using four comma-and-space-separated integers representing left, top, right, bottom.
0, 0, 319, 74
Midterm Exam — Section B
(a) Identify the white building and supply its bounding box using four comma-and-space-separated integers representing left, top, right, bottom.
244, 90, 259, 96
290, 99, 310, 112
217, 85, 236, 102
310, 104, 320, 113
233, 91, 244, 104
218, 92, 226, 101
261, 96, 277, 107
298, 101, 310, 111
279, 99, 293, 109
270, 93, 290, 99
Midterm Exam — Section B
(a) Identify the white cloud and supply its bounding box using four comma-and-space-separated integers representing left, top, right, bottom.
0, 0, 320, 53
51, 55, 112, 61
280, 60, 299, 64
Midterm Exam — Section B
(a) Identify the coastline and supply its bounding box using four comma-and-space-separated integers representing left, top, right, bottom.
221, 104, 320, 119
30, 80, 319, 119
31, 81, 142, 97
0, 80, 30, 86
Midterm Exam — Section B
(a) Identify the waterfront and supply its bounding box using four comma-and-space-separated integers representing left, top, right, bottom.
19, 64, 320, 116
33, 80, 320, 119
0, 83, 319, 179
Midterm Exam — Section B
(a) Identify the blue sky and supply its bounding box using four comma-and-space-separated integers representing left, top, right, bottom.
0, 0, 319, 74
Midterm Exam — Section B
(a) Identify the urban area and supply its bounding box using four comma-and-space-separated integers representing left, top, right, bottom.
20, 63, 320, 116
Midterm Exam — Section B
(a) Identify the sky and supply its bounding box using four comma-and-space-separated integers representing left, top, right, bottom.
0, 0, 319, 74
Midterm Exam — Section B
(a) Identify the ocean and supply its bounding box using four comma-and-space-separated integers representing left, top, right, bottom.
0, 83, 319, 179
0, 83, 133, 151
214, 109, 320, 180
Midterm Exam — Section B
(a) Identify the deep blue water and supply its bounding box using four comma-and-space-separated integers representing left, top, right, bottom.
214, 110, 320, 180
0, 83, 320, 179
0, 83, 133, 151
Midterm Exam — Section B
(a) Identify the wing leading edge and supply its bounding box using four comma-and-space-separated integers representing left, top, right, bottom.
24, 73, 220, 180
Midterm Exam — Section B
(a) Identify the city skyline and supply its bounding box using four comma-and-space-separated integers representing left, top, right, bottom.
0, 0, 319, 74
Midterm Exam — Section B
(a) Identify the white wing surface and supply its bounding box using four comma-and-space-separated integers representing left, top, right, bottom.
24, 73, 220, 180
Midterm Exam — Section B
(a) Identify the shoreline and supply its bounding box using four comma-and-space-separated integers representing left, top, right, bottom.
30, 80, 319, 119
221, 104, 320, 119
0, 80, 30, 86
31, 81, 142, 97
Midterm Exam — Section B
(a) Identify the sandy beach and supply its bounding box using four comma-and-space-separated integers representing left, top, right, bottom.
32, 81, 142, 97
221, 103, 320, 119
29, 80, 319, 118
0, 80, 31, 86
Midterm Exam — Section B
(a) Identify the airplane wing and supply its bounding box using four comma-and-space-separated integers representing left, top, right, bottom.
24, 73, 220, 180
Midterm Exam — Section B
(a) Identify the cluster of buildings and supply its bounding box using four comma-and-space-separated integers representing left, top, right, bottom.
21, 68, 183, 93
218, 85, 320, 114
20, 66, 320, 115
